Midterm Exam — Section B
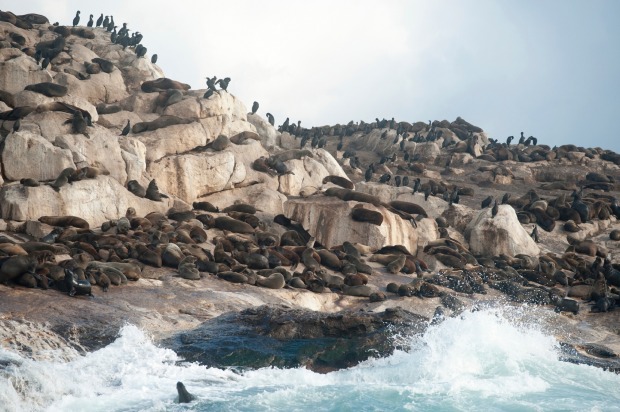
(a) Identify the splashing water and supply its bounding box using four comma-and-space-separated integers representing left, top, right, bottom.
1, 307, 619, 412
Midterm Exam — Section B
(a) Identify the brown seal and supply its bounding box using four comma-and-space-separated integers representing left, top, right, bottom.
24, 82, 68, 97
221, 203, 258, 214
386, 255, 406, 274
322, 175, 354, 190
132, 115, 193, 134
192, 201, 219, 212
0, 255, 37, 284
214, 216, 255, 234
210, 135, 231, 151
141, 78, 191, 93
49, 167, 75, 191
256, 272, 285, 289
39, 215, 89, 229
350, 206, 383, 226
388, 200, 428, 217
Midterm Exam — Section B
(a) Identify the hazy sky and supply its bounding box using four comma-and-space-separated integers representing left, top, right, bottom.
9, 1, 620, 151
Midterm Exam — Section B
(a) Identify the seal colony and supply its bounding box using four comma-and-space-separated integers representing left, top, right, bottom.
0, 8, 619, 381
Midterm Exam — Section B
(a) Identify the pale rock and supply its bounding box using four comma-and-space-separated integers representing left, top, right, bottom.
163, 96, 202, 119
284, 197, 419, 253
408, 142, 442, 163
313, 148, 349, 178
24, 221, 55, 240
23, 111, 71, 142
226, 140, 278, 190
54, 70, 128, 104
2, 131, 74, 181
201, 184, 287, 216
119, 136, 147, 182
148, 151, 238, 203
416, 218, 439, 249
12, 90, 52, 108
0, 101, 10, 112
247, 113, 278, 149
0, 176, 174, 227
136, 121, 208, 163
441, 203, 476, 233
278, 152, 345, 197
54, 127, 128, 184
0, 54, 52, 93
450, 153, 474, 166
121, 92, 158, 114
97, 110, 143, 131
278, 132, 298, 150
199, 91, 248, 121
355, 182, 411, 204
465, 205, 540, 257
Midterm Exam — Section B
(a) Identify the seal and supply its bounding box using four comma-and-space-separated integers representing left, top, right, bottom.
210, 134, 230, 151
39, 215, 89, 229
342, 284, 373, 297
217, 271, 248, 283
192, 201, 219, 212
20, 178, 40, 187
350, 207, 383, 226
322, 175, 354, 190
178, 256, 200, 280
256, 272, 285, 289
64, 268, 93, 297
176, 382, 195, 404
127, 180, 147, 198
131, 115, 193, 133
24, 82, 68, 97
0, 255, 37, 284
214, 216, 255, 234
221, 203, 258, 214
388, 200, 428, 217
386, 255, 406, 274
141, 78, 191, 93
145, 179, 168, 201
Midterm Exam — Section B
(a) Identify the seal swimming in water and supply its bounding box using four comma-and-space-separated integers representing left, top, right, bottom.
176, 382, 195, 404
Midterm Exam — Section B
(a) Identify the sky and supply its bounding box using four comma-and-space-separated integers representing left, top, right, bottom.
8, 1, 620, 151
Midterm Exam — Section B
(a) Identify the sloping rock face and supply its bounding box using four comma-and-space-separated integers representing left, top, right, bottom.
284, 196, 419, 253
465, 205, 540, 257
0, 176, 173, 226
0, 16, 359, 226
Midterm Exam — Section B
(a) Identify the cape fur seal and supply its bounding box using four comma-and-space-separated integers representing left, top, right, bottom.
141, 78, 191, 93
350, 207, 383, 226
176, 382, 195, 404
39, 215, 89, 229
24, 82, 68, 97
322, 175, 354, 189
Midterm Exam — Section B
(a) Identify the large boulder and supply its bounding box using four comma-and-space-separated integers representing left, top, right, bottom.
0, 54, 52, 93
135, 121, 208, 163
0, 176, 174, 226
284, 196, 419, 253
54, 127, 128, 184
201, 184, 288, 216
465, 205, 540, 257
2, 131, 74, 181
247, 113, 278, 149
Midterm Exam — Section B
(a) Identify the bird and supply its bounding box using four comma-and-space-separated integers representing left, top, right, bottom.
364, 165, 373, 182
203, 89, 214, 99
506, 136, 513, 146
491, 201, 499, 218
412, 178, 421, 194
102, 15, 109, 28
72, 11, 80, 27
41, 58, 50, 70
251, 101, 259, 115
96, 13, 103, 27
481, 195, 493, 209
87, 14, 93, 27
402, 176, 409, 187
216, 77, 231, 91
120, 120, 130, 136
12, 118, 20, 132
266, 113, 274, 126
501, 192, 511, 204
424, 186, 431, 201
151, 54, 158, 64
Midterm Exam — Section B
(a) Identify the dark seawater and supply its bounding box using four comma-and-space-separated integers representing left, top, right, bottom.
2, 307, 620, 412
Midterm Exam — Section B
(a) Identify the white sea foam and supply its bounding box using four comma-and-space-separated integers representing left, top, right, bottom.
1, 307, 619, 412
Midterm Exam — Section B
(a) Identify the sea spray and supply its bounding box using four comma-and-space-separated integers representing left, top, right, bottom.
1, 307, 620, 411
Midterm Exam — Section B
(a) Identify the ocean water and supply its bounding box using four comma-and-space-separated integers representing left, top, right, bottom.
1, 307, 620, 412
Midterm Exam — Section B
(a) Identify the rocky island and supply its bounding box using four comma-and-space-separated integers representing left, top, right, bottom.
0, 7, 619, 385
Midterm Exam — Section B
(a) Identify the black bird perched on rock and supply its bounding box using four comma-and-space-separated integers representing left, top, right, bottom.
102, 15, 109, 28
518, 132, 525, 144
120, 120, 130, 136
481, 195, 493, 209
394, 175, 402, 187
251, 101, 259, 115
203, 89, 214, 99
402, 176, 409, 187
506, 136, 513, 146
266, 112, 274, 126
501, 192, 511, 204
107, 16, 115, 32
206, 76, 218, 91
87, 14, 93, 27
151, 54, 158, 64
12, 118, 20, 132
449, 187, 459, 205
492, 200, 499, 218
96, 13, 103, 27
412, 178, 421, 194
530, 225, 539, 243
364, 164, 374, 182
72, 11, 80, 26
379, 173, 391, 184
216, 77, 231, 91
